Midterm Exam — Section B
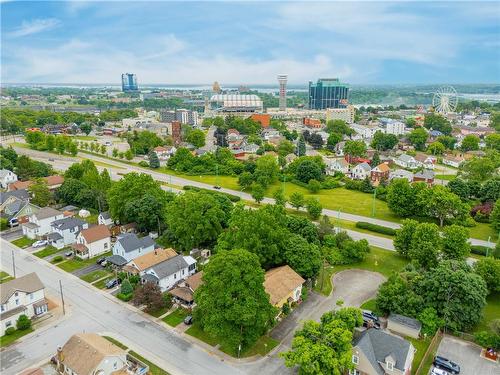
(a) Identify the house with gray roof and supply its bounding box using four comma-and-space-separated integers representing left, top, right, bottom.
49, 217, 89, 249
0, 273, 48, 336
394, 154, 421, 170
22, 207, 64, 239
141, 254, 197, 292
0, 189, 30, 207
0, 191, 39, 228
0, 169, 17, 189
98, 211, 113, 226
387, 313, 422, 339
351, 162, 372, 180
352, 329, 414, 375
389, 169, 414, 182
112, 233, 156, 263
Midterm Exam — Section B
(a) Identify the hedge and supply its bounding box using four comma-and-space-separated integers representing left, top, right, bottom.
355, 222, 397, 236
183, 185, 241, 202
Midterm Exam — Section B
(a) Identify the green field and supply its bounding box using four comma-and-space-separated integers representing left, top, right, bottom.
162, 308, 189, 327
33, 246, 60, 258
94, 276, 115, 289
11, 236, 35, 248
473, 292, 500, 334
471, 222, 497, 242
435, 174, 456, 181
408, 336, 433, 375
185, 323, 219, 346
0, 328, 33, 347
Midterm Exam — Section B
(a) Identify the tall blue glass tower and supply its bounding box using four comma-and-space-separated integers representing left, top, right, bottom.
121, 73, 138, 92
308, 78, 349, 109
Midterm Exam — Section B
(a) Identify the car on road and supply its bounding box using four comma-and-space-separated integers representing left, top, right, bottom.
48, 158, 55, 162
32, 240, 48, 248
105, 141, 112, 146
184, 315, 193, 325
64, 251, 74, 257
96, 257, 106, 265
100, 260, 108, 267
105, 278, 119, 289
433, 356, 460, 374
213, 185, 221, 190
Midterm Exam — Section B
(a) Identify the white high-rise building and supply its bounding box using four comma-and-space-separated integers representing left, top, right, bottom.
277, 74, 288, 111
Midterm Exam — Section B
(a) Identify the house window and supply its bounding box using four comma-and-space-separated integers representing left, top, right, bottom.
352, 355, 359, 365
104, 243, 108, 249
5, 321, 12, 327
174, 273, 177, 279
182, 269, 185, 275
15, 299, 19, 306
349, 370, 360, 375
387, 361, 394, 371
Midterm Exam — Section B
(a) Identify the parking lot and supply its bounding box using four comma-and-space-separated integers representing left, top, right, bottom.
435, 335, 499, 375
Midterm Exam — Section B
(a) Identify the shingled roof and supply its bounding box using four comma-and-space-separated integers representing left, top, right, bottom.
264, 265, 304, 306
1, 273, 44, 304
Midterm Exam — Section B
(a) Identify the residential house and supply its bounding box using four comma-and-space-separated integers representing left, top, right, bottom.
0, 190, 39, 227
153, 146, 176, 160
0, 273, 48, 335
350, 124, 381, 139
73, 225, 112, 259
264, 265, 305, 310
335, 141, 346, 156
169, 271, 204, 308
442, 155, 464, 168
109, 233, 156, 266
351, 163, 372, 180
48, 217, 88, 249
8, 175, 64, 192
389, 169, 414, 182
123, 248, 178, 275
387, 313, 422, 339
55, 333, 149, 375
22, 207, 64, 239
0, 189, 30, 210
261, 127, 280, 141
98, 211, 113, 226
394, 154, 420, 170
0, 169, 17, 189
415, 154, 436, 170
141, 254, 197, 292
413, 170, 435, 185
351, 329, 414, 375
326, 158, 350, 175
243, 143, 259, 154
371, 163, 390, 183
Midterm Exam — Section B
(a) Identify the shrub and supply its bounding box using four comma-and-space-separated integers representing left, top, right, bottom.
138, 161, 149, 167
474, 331, 500, 350
120, 279, 133, 295
345, 179, 362, 191
282, 302, 291, 316
0, 218, 8, 231
301, 287, 308, 302
52, 255, 63, 263
355, 222, 396, 236
5, 327, 16, 335
16, 315, 31, 330
321, 176, 342, 190
117, 293, 133, 302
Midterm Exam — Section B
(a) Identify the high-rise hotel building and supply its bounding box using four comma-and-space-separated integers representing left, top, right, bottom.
308, 78, 349, 110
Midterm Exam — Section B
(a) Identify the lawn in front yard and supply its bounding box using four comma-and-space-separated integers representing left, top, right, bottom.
473, 292, 500, 334
184, 323, 220, 346
470, 222, 497, 242
129, 350, 171, 375
0, 328, 33, 347
57, 252, 112, 273
435, 174, 456, 181
81, 269, 112, 283
162, 308, 189, 327
313, 264, 335, 296
33, 245, 60, 258
94, 276, 115, 289
408, 336, 432, 375
11, 236, 35, 248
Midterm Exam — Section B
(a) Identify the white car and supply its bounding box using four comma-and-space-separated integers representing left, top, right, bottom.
32, 240, 48, 248
432, 368, 450, 375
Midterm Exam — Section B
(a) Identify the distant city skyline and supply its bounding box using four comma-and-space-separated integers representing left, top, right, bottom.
1, 1, 500, 85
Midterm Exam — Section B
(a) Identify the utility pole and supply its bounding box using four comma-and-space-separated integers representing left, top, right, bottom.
11, 250, 16, 278
59, 280, 66, 315
371, 189, 376, 217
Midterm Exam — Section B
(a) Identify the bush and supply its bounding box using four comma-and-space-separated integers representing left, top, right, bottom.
282, 302, 291, 316
355, 222, 396, 236
117, 293, 133, 302
52, 255, 63, 263
120, 279, 133, 295
301, 287, 308, 302
138, 161, 149, 167
5, 327, 16, 335
321, 177, 342, 190
0, 218, 8, 231
16, 315, 31, 330
182, 185, 241, 202
474, 331, 500, 350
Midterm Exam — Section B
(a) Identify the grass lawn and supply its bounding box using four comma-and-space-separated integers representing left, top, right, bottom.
129, 350, 171, 375
408, 336, 432, 375
360, 299, 380, 314
470, 222, 497, 242
103, 335, 129, 349
94, 276, 115, 289
147, 303, 172, 318
0, 328, 33, 347
313, 264, 335, 296
33, 246, 60, 258
473, 292, 500, 333
11, 236, 35, 248
83, 158, 125, 170
72, 135, 98, 141
240, 336, 279, 357
57, 251, 111, 273
0, 271, 10, 278
81, 269, 111, 283
161, 168, 242, 191
162, 308, 189, 327
435, 174, 456, 181
185, 323, 219, 346
79, 213, 98, 224
0, 276, 14, 284
418, 334, 442, 375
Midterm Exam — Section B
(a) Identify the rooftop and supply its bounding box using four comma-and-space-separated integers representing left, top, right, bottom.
1, 273, 45, 304
264, 265, 304, 306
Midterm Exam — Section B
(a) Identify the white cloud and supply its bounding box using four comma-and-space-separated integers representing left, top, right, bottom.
8, 18, 61, 37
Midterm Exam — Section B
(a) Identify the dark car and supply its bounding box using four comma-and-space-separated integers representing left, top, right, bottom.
362, 310, 380, 329
362, 310, 379, 322
96, 257, 106, 265
433, 356, 460, 374
184, 315, 193, 325
105, 278, 119, 289
213, 185, 222, 190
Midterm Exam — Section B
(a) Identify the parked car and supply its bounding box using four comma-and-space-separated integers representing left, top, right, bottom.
64, 251, 74, 257
100, 260, 108, 267
433, 356, 460, 374
362, 310, 379, 322
32, 240, 48, 248
431, 368, 450, 375
184, 315, 193, 325
105, 278, 119, 289
213, 185, 221, 190
362, 310, 380, 329
96, 257, 106, 265
48, 158, 55, 162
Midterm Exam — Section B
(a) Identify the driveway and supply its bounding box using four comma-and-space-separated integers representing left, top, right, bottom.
271, 269, 386, 347
436, 335, 499, 375
72, 262, 102, 277
0, 227, 23, 241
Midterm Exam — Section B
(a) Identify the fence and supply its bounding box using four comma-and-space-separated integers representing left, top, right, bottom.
415, 330, 443, 375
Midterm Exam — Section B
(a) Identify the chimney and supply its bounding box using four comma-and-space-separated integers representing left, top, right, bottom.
57, 346, 64, 362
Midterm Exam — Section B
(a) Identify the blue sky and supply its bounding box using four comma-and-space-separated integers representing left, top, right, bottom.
1, 1, 500, 85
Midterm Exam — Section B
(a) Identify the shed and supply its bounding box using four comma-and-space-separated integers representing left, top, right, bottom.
387, 313, 422, 339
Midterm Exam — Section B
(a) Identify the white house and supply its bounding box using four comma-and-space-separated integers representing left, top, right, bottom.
351, 162, 372, 180
0, 169, 17, 189
111, 233, 156, 264
0, 273, 48, 335
73, 225, 112, 259
415, 154, 436, 170
394, 154, 421, 170
385, 120, 406, 136
389, 169, 414, 182
350, 124, 381, 139
97, 211, 113, 227
22, 207, 64, 239
326, 158, 350, 175
48, 217, 88, 249
141, 254, 197, 292
153, 145, 176, 160
261, 128, 280, 141
442, 155, 465, 168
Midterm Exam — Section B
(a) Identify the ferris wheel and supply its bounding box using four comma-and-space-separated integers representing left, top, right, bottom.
432, 86, 458, 114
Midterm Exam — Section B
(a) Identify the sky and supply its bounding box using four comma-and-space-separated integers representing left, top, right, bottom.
1, 1, 500, 85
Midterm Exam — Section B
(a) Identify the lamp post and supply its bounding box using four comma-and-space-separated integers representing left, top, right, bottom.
371, 189, 377, 217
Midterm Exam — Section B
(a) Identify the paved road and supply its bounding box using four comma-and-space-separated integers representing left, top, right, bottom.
11, 145, 493, 249
0, 238, 244, 375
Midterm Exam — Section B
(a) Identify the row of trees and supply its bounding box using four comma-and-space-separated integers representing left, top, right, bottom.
25, 130, 78, 156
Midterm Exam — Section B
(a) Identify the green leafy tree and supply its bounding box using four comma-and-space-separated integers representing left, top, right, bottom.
45, 135, 55, 151
148, 150, 160, 168
327, 132, 342, 150
308, 179, 321, 193
186, 129, 206, 148
306, 198, 322, 220
80, 122, 92, 135
326, 119, 352, 136
124, 193, 172, 232
284, 234, 322, 278
29, 178, 51, 207
296, 159, 324, 183
15, 155, 53, 180
344, 140, 367, 158
408, 127, 428, 151
16, 315, 31, 330
124, 149, 134, 160
473, 258, 500, 294
427, 142, 446, 155
281, 308, 361, 375
409, 223, 441, 269
424, 113, 452, 135
442, 224, 470, 260
238, 171, 254, 190
251, 183, 265, 204
297, 135, 306, 156
120, 279, 134, 295
394, 219, 419, 258
278, 140, 295, 157
370, 131, 398, 151
253, 154, 279, 187
290, 192, 305, 210
69, 142, 78, 156
436, 135, 456, 150
273, 189, 286, 206
99, 144, 106, 154
485, 133, 500, 151
194, 249, 275, 350
112, 148, 119, 158
460, 156, 497, 182
491, 199, 500, 231
417, 307, 444, 336
387, 179, 416, 217
418, 185, 467, 227
461, 135, 480, 152
405, 117, 416, 127
371, 151, 380, 167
